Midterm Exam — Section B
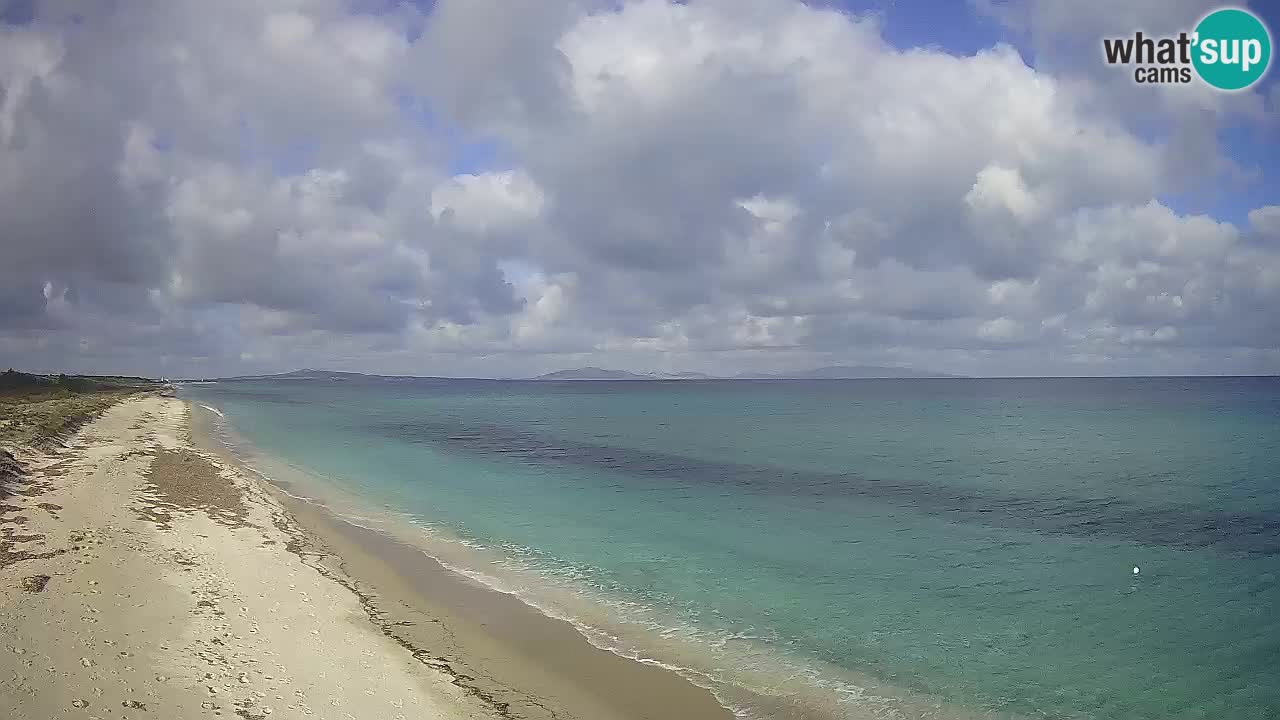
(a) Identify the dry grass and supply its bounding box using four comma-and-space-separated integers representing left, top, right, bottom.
0, 378, 157, 570
0, 390, 138, 448
1, 369, 163, 449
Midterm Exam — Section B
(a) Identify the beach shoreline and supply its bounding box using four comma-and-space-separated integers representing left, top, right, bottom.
187, 400, 740, 720
185, 393, 988, 720
0, 393, 736, 720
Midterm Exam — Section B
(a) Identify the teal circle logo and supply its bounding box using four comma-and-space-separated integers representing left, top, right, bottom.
1192, 8, 1271, 91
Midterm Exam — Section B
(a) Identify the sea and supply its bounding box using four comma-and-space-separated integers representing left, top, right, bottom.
181, 376, 1280, 719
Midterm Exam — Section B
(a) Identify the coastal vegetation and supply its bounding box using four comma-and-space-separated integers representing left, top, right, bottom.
0, 369, 162, 448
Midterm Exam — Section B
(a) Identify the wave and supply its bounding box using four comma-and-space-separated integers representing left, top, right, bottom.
382, 518, 972, 720
191, 402, 992, 720
197, 403, 226, 418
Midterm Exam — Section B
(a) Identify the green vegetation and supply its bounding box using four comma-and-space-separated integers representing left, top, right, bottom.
0, 369, 159, 395
0, 369, 163, 448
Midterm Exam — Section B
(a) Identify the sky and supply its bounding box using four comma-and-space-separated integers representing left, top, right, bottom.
1, 0, 1278, 379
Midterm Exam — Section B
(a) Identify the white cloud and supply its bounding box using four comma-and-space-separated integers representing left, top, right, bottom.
1, 0, 1277, 377
431, 171, 546, 234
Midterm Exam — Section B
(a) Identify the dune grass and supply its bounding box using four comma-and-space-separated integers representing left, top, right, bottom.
0, 370, 161, 448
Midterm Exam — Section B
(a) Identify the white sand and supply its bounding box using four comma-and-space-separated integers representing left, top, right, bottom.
0, 395, 493, 720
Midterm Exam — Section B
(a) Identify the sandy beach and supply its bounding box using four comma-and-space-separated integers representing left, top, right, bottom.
0, 394, 733, 720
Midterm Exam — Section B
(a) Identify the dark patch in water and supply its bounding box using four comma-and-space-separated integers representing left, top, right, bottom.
374, 418, 1280, 555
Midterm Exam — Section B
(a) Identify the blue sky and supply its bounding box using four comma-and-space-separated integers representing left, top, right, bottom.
434, 0, 1278, 226
3, 0, 1279, 378
856, 0, 1280, 226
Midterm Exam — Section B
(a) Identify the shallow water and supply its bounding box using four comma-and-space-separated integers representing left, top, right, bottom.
183, 377, 1280, 719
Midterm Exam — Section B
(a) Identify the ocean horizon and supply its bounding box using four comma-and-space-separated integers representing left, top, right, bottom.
183, 376, 1280, 719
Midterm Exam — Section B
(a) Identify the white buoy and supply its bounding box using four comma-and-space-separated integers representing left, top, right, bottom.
1133, 566, 1140, 575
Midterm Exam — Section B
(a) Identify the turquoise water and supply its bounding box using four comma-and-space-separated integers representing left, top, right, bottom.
183, 377, 1280, 719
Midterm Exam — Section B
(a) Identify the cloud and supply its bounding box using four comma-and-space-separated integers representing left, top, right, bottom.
1, 0, 1277, 377
974, 0, 1273, 185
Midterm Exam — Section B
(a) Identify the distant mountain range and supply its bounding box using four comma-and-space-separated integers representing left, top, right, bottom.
194, 365, 962, 383
735, 365, 963, 380
532, 367, 715, 381
535, 365, 962, 380
192, 369, 376, 382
